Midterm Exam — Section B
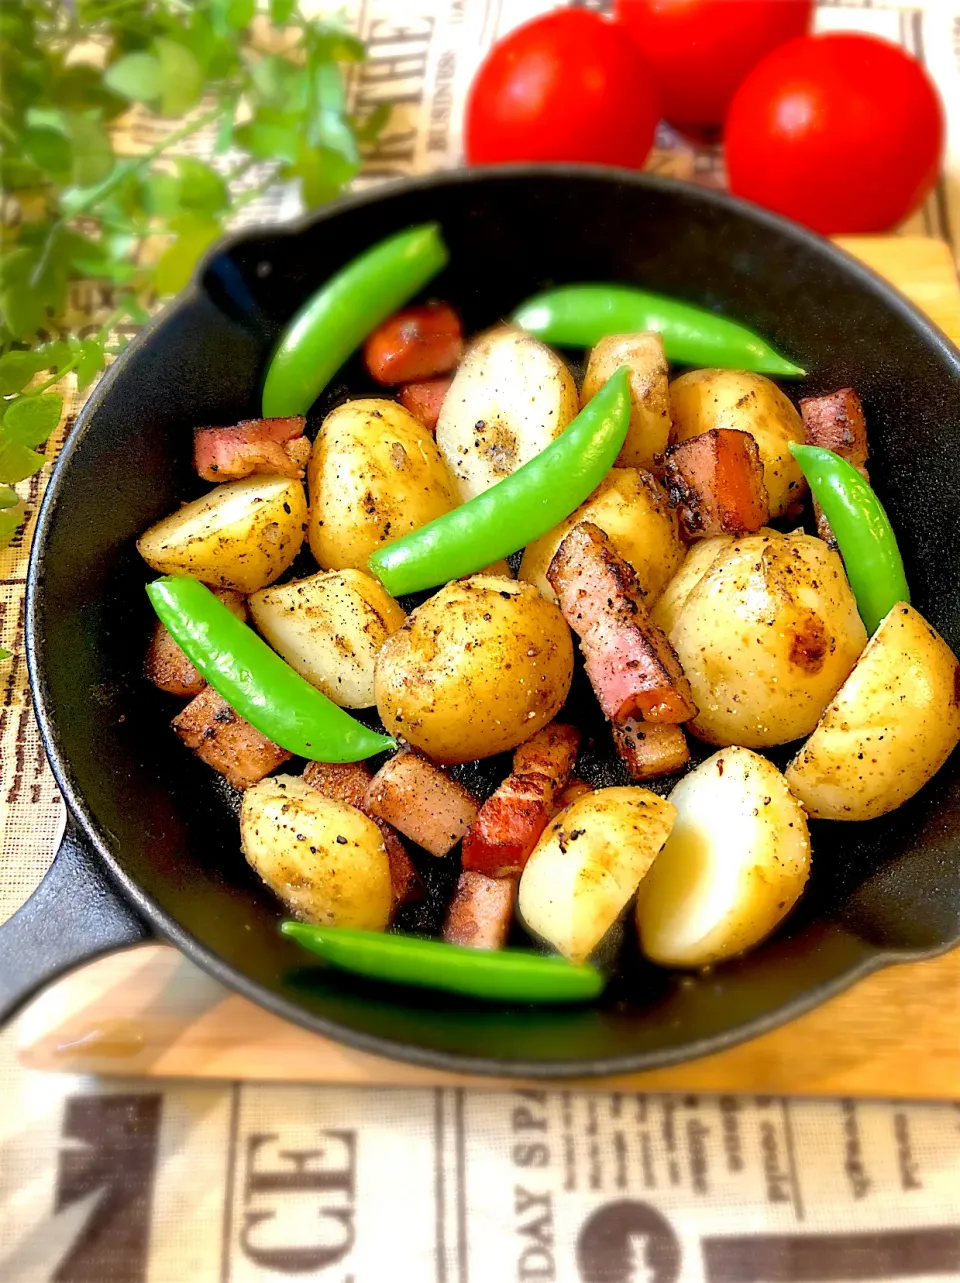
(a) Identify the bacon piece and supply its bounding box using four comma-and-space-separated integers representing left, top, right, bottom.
664, 428, 769, 539
172, 687, 291, 790
462, 723, 580, 878
553, 777, 592, 811
363, 303, 463, 385
302, 760, 422, 914
443, 871, 515, 951
612, 718, 690, 781
364, 749, 478, 857
145, 590, 247, 697
194, 416, 309, 482
398, 375, 452, 432
800, 389, 870, 547
547, 522, 697, 725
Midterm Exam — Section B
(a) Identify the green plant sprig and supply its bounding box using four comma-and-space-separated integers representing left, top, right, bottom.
0, 0, 388, 551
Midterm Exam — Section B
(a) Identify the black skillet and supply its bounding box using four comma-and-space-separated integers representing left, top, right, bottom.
2, 168, 959, 1076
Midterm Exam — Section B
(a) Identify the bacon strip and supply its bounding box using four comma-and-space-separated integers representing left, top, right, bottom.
399, 376, 451, 432
462, 723, 580, 878
364, 749, 478, 857
547, 522, 697, 725
172, 687, 291, 790
145, 590, 247, 697
443, 871, 515, 950
194, 416, 309, 482
612, 718, 690, 782
302, 760, 422, 915
664, 428, 769, 539
800, 389, 870, 548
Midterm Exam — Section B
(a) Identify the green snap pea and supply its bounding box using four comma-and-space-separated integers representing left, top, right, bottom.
512, 283, 805, 376
789, 443, 910, 634
368, 366, 631, 596
147, 576, 395, 760
281, 922, 606, 1004
262, 223, 449, 417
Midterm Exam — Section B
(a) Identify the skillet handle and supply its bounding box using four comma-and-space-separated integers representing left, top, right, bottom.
0, 821, 151, 1026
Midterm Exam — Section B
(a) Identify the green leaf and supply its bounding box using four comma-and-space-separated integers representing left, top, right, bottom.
270, 0, 296, 24
353, 102, 391, 145
154, 214, 221, 296
0, 440, 45, 484
309, 26, 366, 64
175, 157, 227, 214
141, 171, 183, 216
0, 649, 10, 661
0, 351, 48, 395
214, 99, 237, 155
154, 38, 203, 117
235, 108, 300, 164
0, 282, 46, 342
76, 340, 106, 392
66, 113, 114, 188
21, 126, 71, 180
3, 394, 62, 447
0, 497, 26, 547
224, 0, 256, 29
104, 52, 163, 103
288, 143, 355, 208
0, 486, 20, 509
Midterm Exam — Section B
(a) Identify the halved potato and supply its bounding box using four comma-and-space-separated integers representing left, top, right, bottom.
241, 775, 392, 930
636, 747, 811, 968
519, 468, 683, 606
580, 333, 670, 470
785, 603, 960, 820
137, 475, 307, 592
518, 786, 676, 963
436, 327, 579, 501
669, 369, 805, 517
308, 398, 456, 572
250, 569, 406, 709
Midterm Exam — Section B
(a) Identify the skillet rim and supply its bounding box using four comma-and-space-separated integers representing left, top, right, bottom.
24, 165, 960, 1078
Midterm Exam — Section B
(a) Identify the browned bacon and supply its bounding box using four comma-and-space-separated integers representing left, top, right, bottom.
664, 428, 769, 539
442, 871, 515, 950
547, 522, 697, 725
398, 376, 451, 432
172, 686, 291, 790
145, 590, 247, 698
611, 718, 690, 781
461, 723, 580, 878
800, 389, 870, 547
364, 749, 478, 857
194, 416, 309, 482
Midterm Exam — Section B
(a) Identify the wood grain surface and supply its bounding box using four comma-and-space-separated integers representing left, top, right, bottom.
16, 235, 960, 1095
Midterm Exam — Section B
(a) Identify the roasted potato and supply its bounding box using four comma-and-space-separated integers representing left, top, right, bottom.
785, 603, 960, 820
580, 333, 670, 470
436, 327, 579, 501
519, 468, 683, 607
308, 399, 456, 571
137, 475, 306, 592
669, 369, 806, 517
663, 530, 866, 748
250, 569, 405, 709
518, 786, 676, 963
375, 575, 574, 764
636, 748, 810, 968
241, 775, 391, 930
650, 535, 734, 639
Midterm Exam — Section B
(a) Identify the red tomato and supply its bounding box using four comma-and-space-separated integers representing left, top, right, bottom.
725, 33, 944, 234
614, 0, 813, 130
464, 11, 660, 169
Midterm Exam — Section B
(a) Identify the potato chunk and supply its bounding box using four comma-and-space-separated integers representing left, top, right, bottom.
636, 748, 810, 968
518, 786, 676, 963
785, 603, 960, 821
250, 569, 405, 709
580, 333, 670, 470
241, 775, 391, 930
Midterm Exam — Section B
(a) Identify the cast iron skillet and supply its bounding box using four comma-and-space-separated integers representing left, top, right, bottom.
2, 168, 960, 1076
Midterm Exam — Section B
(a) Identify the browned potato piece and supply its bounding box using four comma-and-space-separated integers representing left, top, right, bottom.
580, 333, 670, 470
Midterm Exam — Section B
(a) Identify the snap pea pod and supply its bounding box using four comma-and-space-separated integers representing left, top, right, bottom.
281, 923, 606, 1004
262, 223, 449, 417
789, 443, 910, 634
512, 283, 805, 376
368, 366, 631, 596
147, 576, 395, 760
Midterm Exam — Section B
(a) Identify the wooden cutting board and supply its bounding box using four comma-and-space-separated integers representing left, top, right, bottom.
16, 235, 960, 1096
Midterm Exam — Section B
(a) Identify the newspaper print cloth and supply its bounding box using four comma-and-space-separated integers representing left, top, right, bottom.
1, 1, 960, 1280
